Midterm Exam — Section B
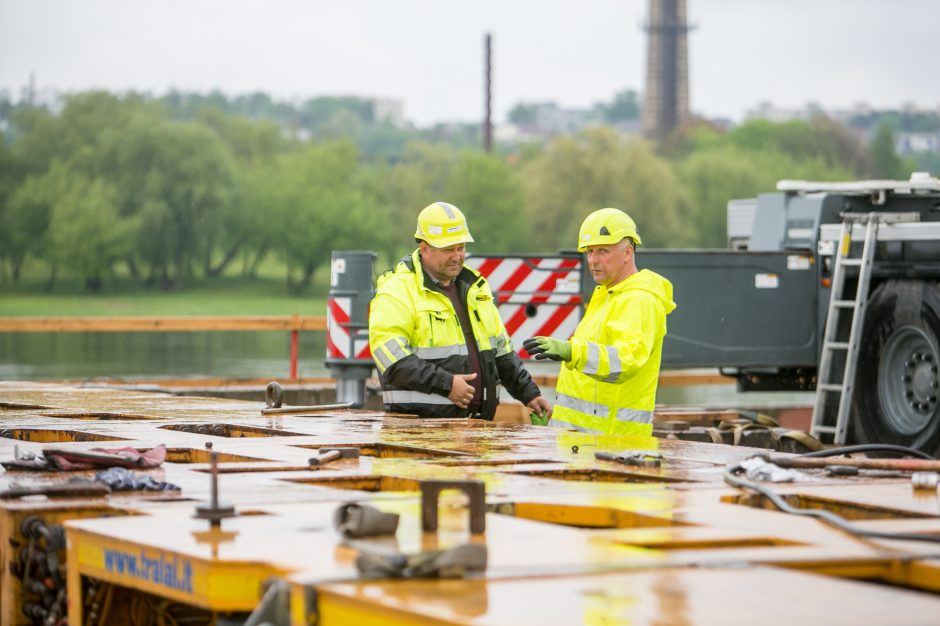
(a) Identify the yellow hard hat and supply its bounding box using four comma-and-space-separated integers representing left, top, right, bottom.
577, 208, 642, 252
414, 202, 475, 248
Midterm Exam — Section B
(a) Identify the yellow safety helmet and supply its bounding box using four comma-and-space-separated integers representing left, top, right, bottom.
577, 208, 642, 252
414, 201, 475, 248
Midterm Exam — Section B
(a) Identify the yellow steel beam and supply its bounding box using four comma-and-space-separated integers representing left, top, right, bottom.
67, 528, 288, 616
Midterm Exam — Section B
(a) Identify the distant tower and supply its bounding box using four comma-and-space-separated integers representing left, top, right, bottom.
483, 33, 493, 153
642, 0, 691, 140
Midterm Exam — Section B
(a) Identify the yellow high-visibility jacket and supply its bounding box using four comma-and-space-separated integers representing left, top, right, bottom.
550, 269, 676, 435
369, 249, 541, 419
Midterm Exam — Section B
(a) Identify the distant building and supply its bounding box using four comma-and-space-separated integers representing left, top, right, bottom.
372, 98, 404, 128
10, 82, 62, 112
896, 132, 940, 154
499, 103, 591, 142
533, 103, 593, 135
744, 100, 940, 156
494, 123, 532, 144
499, 101, 642, 144
743, 100, 860, 124
612, 119, 644, 136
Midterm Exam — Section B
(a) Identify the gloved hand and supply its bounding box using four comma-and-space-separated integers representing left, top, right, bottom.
529, 412, 549, 426
523, 336, 571, 362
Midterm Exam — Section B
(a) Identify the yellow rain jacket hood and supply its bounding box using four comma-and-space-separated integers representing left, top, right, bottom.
551, 268, 676, 435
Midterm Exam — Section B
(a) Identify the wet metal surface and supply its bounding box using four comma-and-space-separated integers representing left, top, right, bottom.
1, 380, 940, 625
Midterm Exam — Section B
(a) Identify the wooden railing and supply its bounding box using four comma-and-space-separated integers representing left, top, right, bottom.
0, 316, 327, 379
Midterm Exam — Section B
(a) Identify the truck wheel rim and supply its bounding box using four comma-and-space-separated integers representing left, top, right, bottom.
878, 325, 939, 436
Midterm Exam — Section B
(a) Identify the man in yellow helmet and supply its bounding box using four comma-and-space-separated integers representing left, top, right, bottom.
523, 208, 676, 435
369, 201, 552, 420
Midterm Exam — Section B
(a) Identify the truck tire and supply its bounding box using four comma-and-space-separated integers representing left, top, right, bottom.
851, 280, 940, 456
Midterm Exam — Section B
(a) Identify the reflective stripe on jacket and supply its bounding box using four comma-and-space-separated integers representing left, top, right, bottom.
369, 248, 540, 419
553, 268, 676, 435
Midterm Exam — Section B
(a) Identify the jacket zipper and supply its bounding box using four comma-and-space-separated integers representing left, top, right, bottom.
429, 281, 487, 410
594, 289, 613, 416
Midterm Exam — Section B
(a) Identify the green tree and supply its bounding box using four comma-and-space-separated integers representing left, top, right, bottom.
508, 103, 538, 125
442, 151, 527, 254
520, 127, 690, 252
197, 108, 287, 166
354, 122, 420, 162
3, 173, 54, 281
870, 122, 914, 179
677, 147, 766, 248
0, 135, 18, 279
7, 107, 61, 177
103, 117, 237, 288
195, 109, 289, 276
912, 150, 940, 176
697, 118, 872, 177
373, 142, 459, 266
38, 92, 162, 179
300, 97, 374, 134
45, 167, 138, 291
677, 146, 853, 248
256, 141, 382, 293
4, 93, 168, 282
598, 89, 640, 123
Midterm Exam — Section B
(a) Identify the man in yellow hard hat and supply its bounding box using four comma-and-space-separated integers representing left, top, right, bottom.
369, 201, 552, 420
523, 208, 676, 435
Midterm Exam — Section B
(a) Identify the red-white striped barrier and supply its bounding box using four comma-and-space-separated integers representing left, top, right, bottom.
467, 256, 583, 358
326, 296, 370, 360
339, 255, 584, 361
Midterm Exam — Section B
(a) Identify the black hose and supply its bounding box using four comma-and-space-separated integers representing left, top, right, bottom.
723, 462, 940, 544
801, 444, 934, 460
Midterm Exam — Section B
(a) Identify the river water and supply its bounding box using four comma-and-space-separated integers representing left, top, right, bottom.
0, 331, 813, 412
0, 331, 328, 381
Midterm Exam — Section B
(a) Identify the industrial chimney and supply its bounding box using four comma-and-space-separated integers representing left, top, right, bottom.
642, 0, 691, 141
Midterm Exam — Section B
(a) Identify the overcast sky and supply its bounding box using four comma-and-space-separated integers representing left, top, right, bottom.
1, 0, 938, 126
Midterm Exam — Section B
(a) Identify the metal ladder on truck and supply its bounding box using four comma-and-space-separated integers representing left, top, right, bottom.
811, 213, 882, 444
